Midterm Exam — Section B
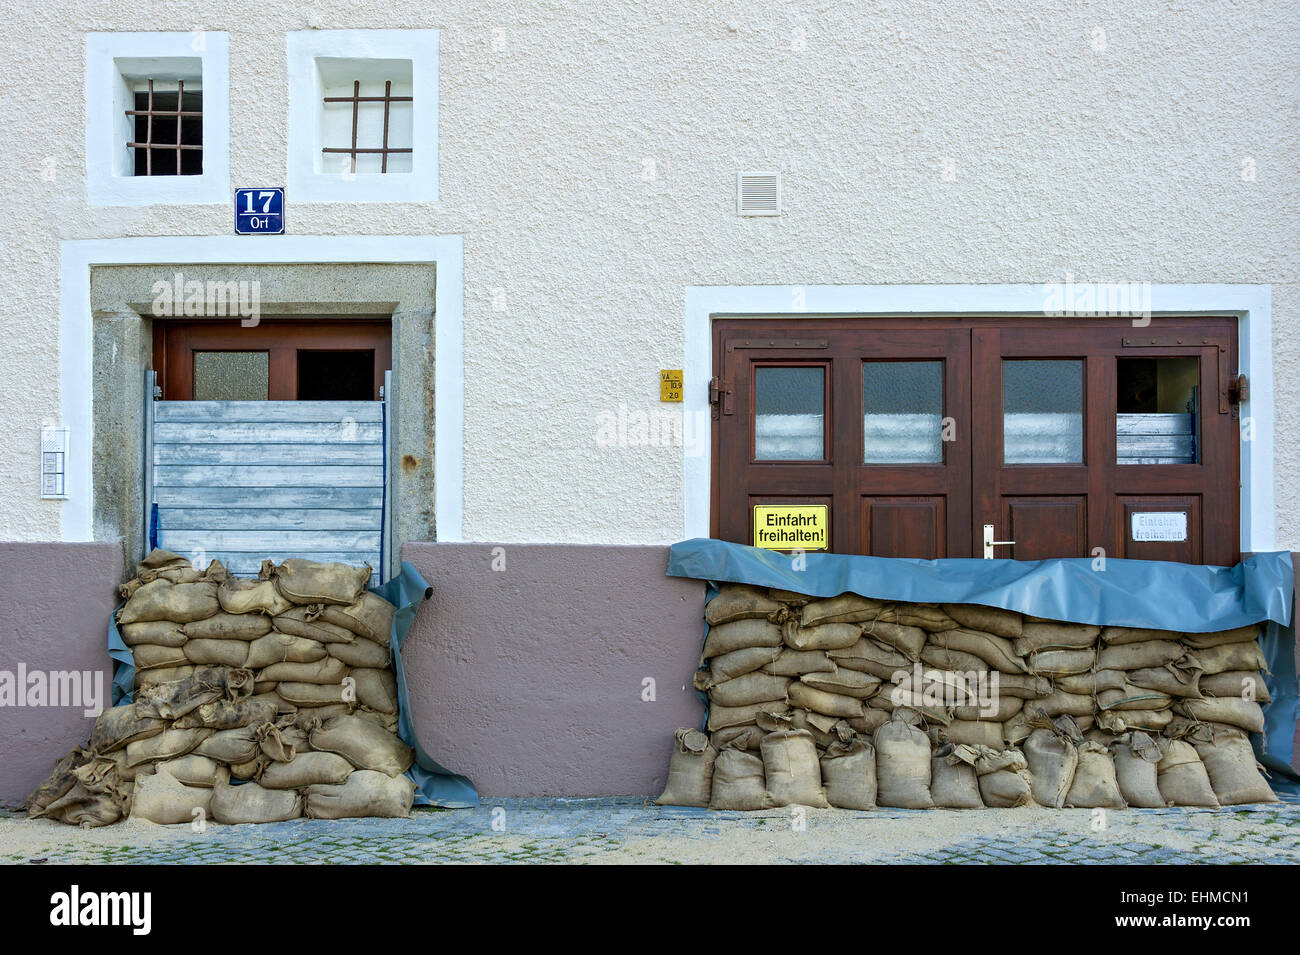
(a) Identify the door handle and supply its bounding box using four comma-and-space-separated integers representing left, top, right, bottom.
983, 524, 1015, 559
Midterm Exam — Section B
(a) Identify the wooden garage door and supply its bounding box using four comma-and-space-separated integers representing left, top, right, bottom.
712, 317, 1240, 565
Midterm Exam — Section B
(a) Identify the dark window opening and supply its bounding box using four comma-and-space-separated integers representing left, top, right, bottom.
297, 350, 375, 401
130, 80, 203, 176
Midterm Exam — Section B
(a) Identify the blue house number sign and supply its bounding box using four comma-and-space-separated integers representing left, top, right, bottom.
235, 188, 285, 235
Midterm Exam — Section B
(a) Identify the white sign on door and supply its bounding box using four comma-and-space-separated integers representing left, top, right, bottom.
1131, 511, 1188, 542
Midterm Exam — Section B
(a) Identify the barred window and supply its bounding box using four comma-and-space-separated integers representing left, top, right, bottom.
322, 79, 413, 174
127, 78, 203, 176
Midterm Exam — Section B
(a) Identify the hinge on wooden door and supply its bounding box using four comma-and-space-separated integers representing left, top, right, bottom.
1228, 374, 1248, 405
709, 376, 734, 416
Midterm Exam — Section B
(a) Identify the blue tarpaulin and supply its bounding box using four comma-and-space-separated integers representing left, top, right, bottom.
109, 560, 478, 808
666, 538, 1300, 796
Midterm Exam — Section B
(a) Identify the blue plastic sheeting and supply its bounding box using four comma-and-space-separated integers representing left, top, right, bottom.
667, 538, 1300, 793
108, 560, 478, 808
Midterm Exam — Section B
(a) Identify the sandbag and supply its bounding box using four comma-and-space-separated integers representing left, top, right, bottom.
1097, 685, 1173, 712
1175, 698, 1265, 734
846, 711, 890, 736
654, 728, 717, 807
135, 665, 195, 689
263, 558, 371, 606
277, 682, 351, 707
88, 703, 168, 754
1055, 669, 1127, 695
217, 577, 295, 617
1024, 717, 1080, 808
256, 722, 297, 762
935, 719, 1005, 749
260, 752, 356, 790
1096, 708, 1173, 735
859, 621, 926, 660
873, 709, 934, 809
118, 580, 220, 625
951, 695, 1024, 722
820, 738, 877, 810
930, 743, 984, 808
230, 755, 271, 781
1192, 642, 1268, 676
326, 638, 393, 670
799, 668, 880, 700
1199, 671, 1270, 703
1182, 624, 1261, 649
990, 673, 1054, 700
1065, 741, 1125, 808
182, 613, 273, 641
1128, 659, 1204, 698
1111, 731, 1165, 808
134, 549, 199, 583
880, 604, 958, 632
710, 725, 766, 752
132, 644, 191, 671
696, 646, 779, 688
1027, 648, 1095, 677
1193, 725, 1278, 805
1013, 622, 1100, 656
23, 747, 95, 815
709, 747, 772, 810
828, 640, 912, 679
245, 633, 328, 669
785, 622, 864, 652
973, 746, 1034, 807
704, 584, 784, 625
125, 727, 212, 767
174, 697, 279, 731
119, 621, 188, 648
211, 779, 302, 824
788, 682, 865, 719
273, 607, 357, 645
708, 672, 791, 707
182, 638, 249, 668
154, 754, 229, 789
1097, 640, 1186, 671
702, 619, 783, 658
706, 697, 784, 731
920, 644, 989, 674
130, 769, 212, 825
134, 667, 253, 720
1100, 626, 1182, 645
1157, 739, 1219, 807
941, 604, 1022, 640
928, 628, 1025, 673
800, 593, 886, 627
194, 725, 263, 765
761, 729, 829, 808
305, 770, 414, 819
762, 649, 834, 677
351, 668, 399, 714
309, 714, 414, 776
259, 657, 349, 685
318, 591, 398, 644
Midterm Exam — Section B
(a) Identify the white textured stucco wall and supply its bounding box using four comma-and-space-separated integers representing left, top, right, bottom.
1, 1, 1297, 545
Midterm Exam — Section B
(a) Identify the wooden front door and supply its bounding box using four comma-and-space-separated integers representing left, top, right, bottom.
154, 319, 392, 401
712, 317, 1240, 565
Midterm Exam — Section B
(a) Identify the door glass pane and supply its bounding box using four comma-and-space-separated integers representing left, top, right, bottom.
863, 361, 943, 464
1116, 357, 1198, 464
1003, 360, 1083, 463
755, 366, 824, 460
193, 351, 269, 401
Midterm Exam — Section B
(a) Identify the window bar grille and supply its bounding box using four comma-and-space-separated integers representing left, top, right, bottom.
125, 78, 202, 175
322, 80, 413, 174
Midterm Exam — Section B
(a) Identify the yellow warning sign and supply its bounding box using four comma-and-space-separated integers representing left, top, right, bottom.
753, 505, 829, 551
660, 369, 683, 402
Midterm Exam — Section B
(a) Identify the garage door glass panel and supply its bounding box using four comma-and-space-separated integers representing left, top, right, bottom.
193, 351, 269, 401
1003, 359, 1083, 464
754, 366, 824, 460
863, 361, 943, 464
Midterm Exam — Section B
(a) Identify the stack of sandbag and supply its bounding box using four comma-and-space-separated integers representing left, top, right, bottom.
24, 551, 416, 827
655, 583, 1278, 810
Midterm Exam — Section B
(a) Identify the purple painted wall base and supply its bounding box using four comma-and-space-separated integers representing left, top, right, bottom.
400, 543, 707, 798
0, 543, 122, 808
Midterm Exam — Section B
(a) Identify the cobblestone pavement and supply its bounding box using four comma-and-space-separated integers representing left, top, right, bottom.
3, 800, 1298, 864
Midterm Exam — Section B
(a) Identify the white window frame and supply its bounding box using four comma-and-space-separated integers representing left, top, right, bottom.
85, 32, 230, 206
287, 30, 439, 204
683, 284, 1276, 554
